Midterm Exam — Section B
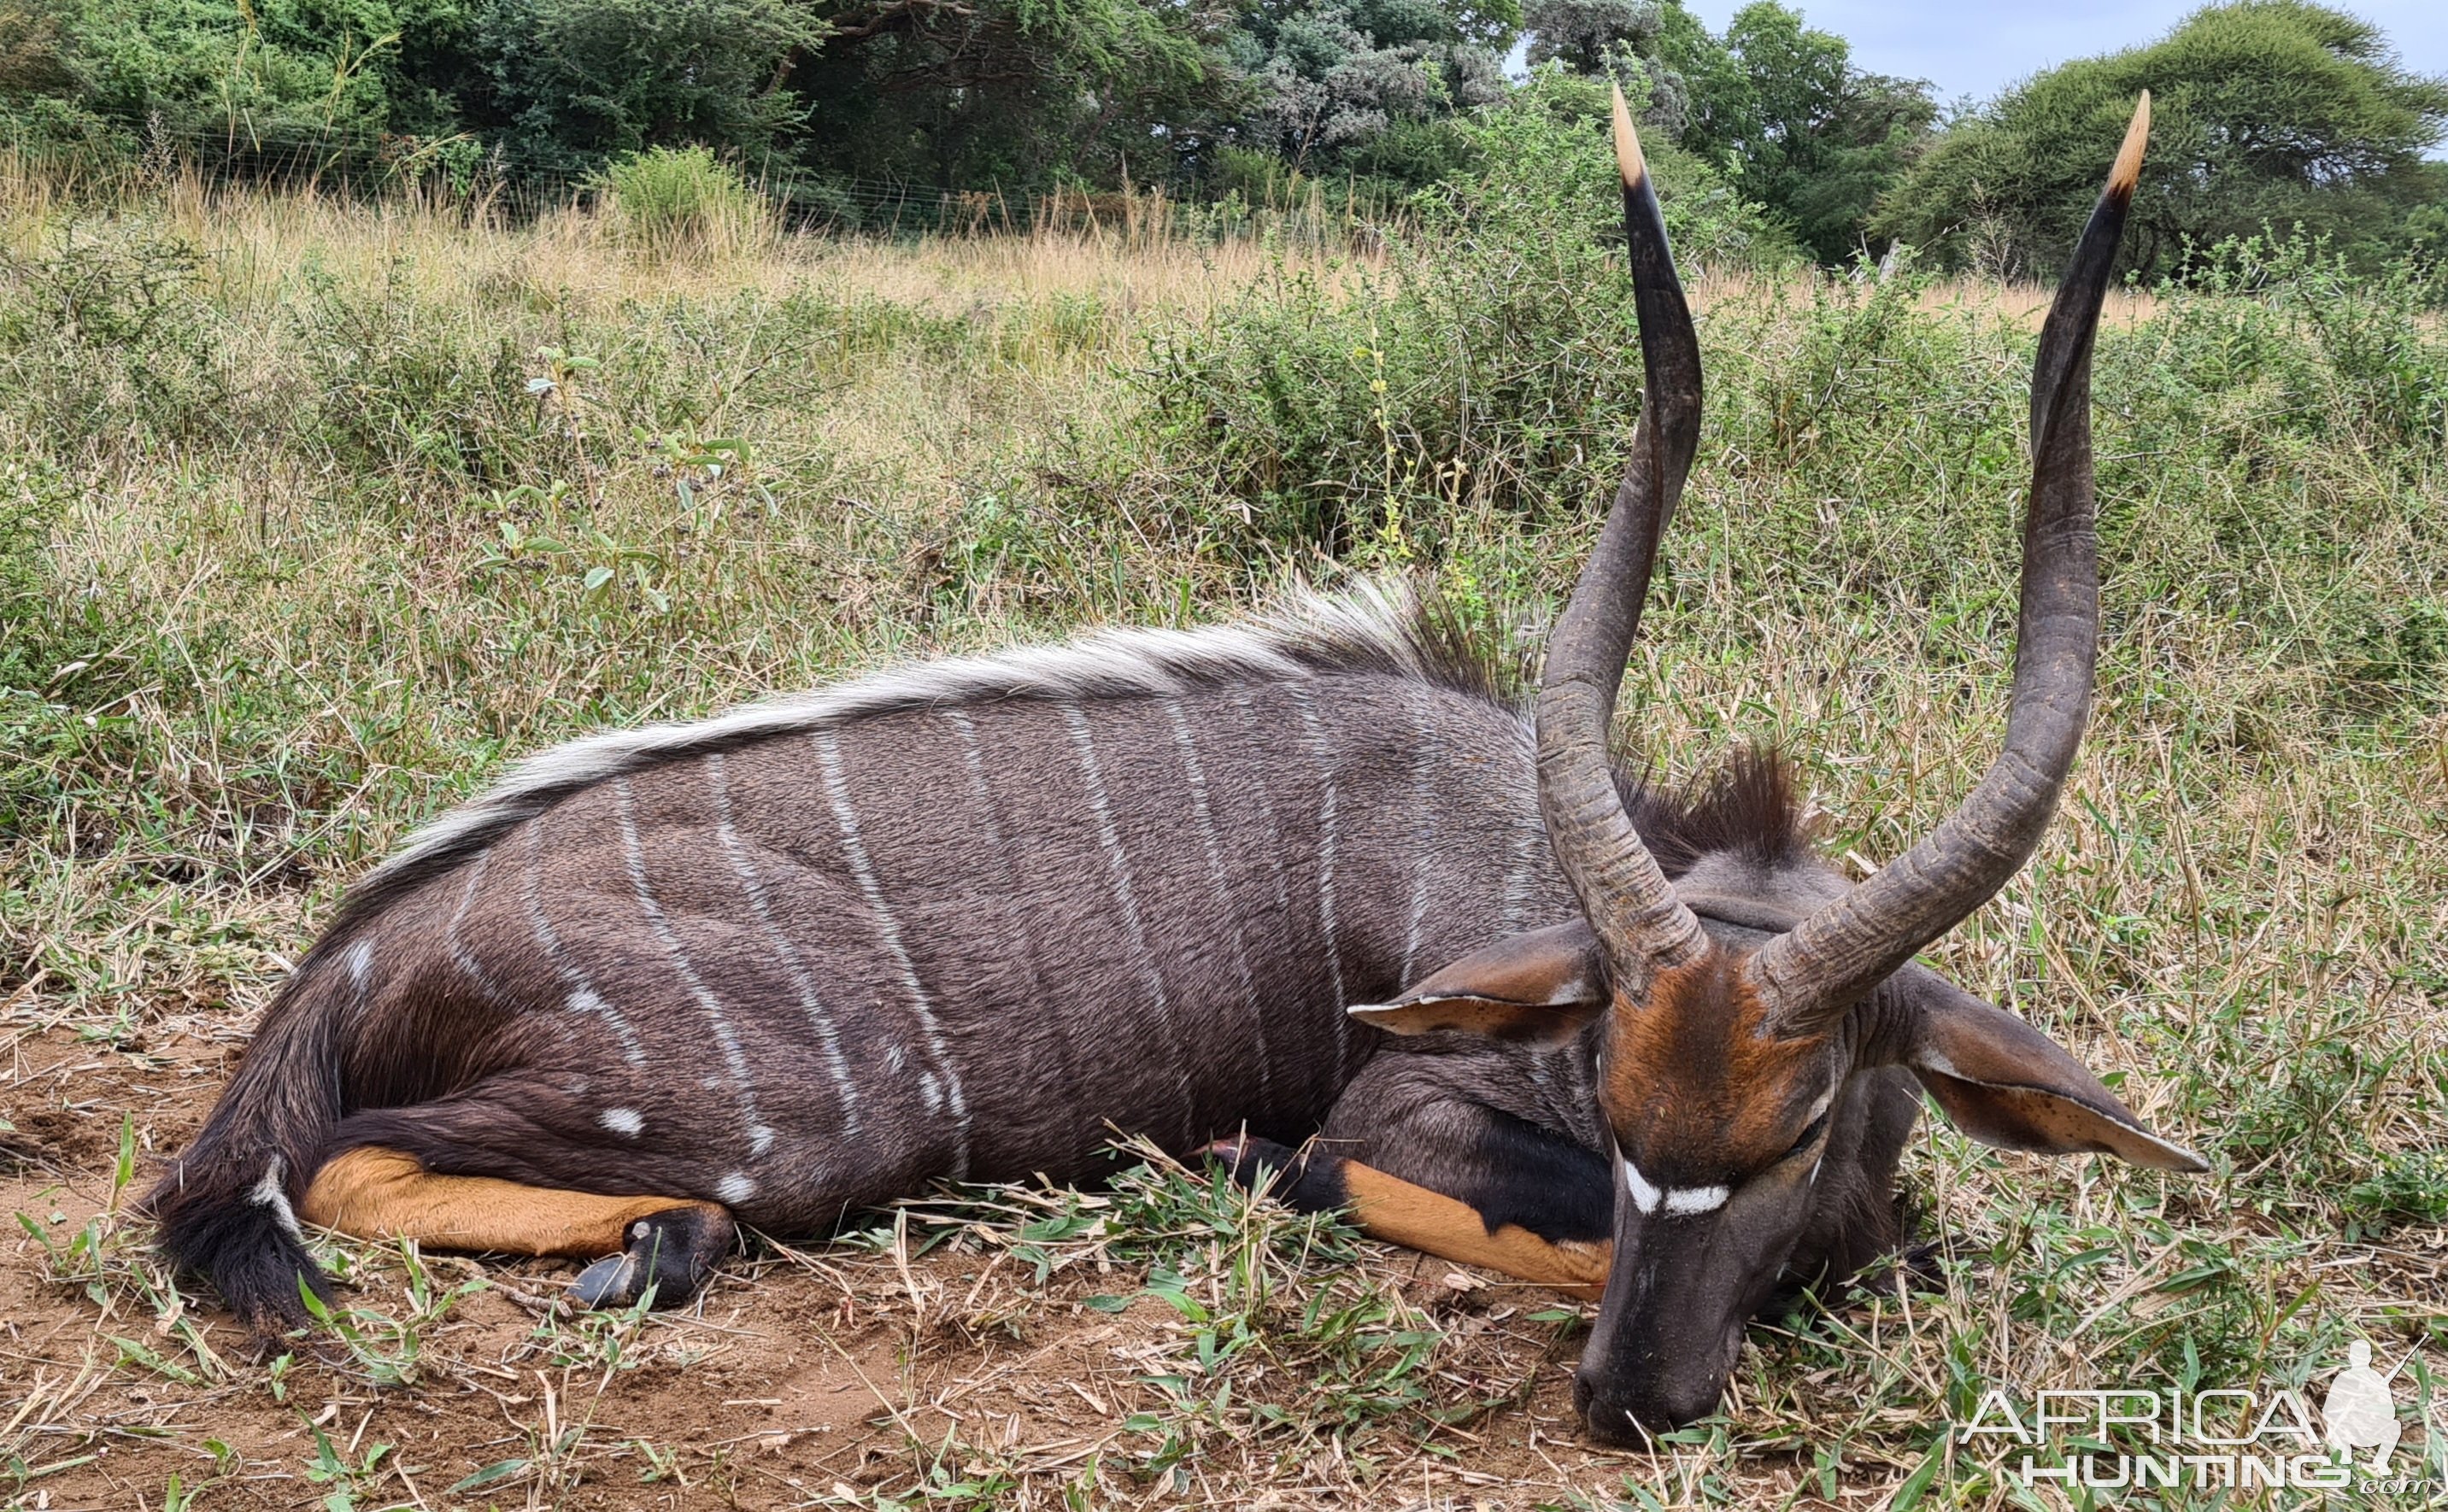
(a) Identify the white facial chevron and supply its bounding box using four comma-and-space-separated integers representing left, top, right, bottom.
1621, 1156, 1729, 1217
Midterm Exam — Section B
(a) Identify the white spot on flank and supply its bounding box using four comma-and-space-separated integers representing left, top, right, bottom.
600, 1107, 643, 1137
344, 940, 373, 991
716, 1172, 756, 1205
749, 1123, 776, 1157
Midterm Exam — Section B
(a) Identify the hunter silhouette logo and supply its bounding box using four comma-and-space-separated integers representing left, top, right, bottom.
2320, 1340, 2407, 1475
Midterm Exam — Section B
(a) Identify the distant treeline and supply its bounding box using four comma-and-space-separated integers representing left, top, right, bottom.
0, 0, 2441, 273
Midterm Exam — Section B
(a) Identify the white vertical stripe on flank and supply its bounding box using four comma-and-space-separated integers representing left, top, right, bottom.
1225, 690, 1299, 926
1286, 685, 1352, 1084
444, 850, 512, 1004
613, 777, 772, 1157
1061, 703, 1201, 1139
1227, 689, 1313, 1102
1497, 809, 1544, 931
522, 820, 647, 1064
944, 709, 1080, 1088
814, 729, 972, 1179
1397, 686, 1439, 984
706, 753, 863, 1136
1164, 697, 1272, 1106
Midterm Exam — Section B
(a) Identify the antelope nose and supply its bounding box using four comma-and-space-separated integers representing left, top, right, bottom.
1573, 1369, 1724, 1442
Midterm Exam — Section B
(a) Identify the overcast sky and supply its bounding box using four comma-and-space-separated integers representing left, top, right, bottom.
1672, 2, 2448, 111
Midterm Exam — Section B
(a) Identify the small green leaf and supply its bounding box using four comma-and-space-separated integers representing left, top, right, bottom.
1887, 1437, 1947, 1511
449, 1458, 529, 1492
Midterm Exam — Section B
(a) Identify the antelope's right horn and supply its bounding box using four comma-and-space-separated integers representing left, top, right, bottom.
1749, 92, 2152, 1030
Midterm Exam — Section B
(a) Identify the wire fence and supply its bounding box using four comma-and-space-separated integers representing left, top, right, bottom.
0, 105, 1399, 247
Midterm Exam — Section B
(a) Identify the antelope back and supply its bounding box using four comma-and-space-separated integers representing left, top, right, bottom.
305, 590, 1582, 1227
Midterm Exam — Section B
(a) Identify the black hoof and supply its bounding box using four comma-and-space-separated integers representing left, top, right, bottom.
568, 1204, 735, 1310
1199, 1136, 1348, 1214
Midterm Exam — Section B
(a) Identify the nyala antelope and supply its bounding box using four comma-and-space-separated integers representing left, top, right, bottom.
153, 90, 2197, 1438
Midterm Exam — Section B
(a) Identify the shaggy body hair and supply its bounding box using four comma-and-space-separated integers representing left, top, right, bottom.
148, 580, 1819, 1326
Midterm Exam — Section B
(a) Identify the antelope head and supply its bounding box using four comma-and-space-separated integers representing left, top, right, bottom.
1357, 88, 2200, 1438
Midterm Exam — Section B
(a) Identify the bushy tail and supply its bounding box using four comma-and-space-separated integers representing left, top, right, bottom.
143, 957, 350, 1330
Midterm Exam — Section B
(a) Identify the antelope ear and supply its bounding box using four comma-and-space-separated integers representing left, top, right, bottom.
1887, 970, 2208, 1173
1347, 921, 1605, 1044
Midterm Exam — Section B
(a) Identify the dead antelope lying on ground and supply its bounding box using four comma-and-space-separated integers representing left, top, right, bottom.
152, 90, 2195, 1439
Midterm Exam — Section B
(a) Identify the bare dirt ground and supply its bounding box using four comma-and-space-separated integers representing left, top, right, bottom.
5, 999, 1739, 1511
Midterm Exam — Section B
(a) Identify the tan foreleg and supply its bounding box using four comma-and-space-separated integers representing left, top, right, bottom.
1333, 1160, 1610, 1298
299, 1146, 716, 1258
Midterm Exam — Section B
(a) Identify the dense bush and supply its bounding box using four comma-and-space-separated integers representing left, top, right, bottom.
1138, 67, 1794, 546
597, 144, 774, 258
3, 0, 2439, 278
1141, 170, 2448, 720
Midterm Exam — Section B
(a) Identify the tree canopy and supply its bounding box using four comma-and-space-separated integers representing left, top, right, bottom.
1873, 1, 2448, 278
0, 0, 2439, 278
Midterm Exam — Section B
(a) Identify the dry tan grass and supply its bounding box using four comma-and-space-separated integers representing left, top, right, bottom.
2, 168, 2444, 1509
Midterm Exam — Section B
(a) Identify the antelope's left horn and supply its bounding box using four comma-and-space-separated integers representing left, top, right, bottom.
1750, 93, 2152, 1028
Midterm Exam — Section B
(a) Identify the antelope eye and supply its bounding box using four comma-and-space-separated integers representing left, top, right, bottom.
1782, 1111, 1830, 1163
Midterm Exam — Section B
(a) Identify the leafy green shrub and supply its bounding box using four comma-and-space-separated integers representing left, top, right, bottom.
1136, 67, 1796, 550
0, 220, 233, 442
286, 265, 549, 487
597, 145, 774, 259
0, 457, 70, 691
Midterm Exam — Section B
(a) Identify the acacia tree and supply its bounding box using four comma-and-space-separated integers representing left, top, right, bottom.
1873, 1, 2448, 278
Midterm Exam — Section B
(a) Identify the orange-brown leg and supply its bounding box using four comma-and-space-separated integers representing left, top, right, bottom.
1208, 1138, 1609, 1298
300, 1146, 734, 1308
1334, 1159, 1609, 1298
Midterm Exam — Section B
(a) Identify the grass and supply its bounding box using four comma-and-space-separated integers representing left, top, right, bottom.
0, 158, 2443, 1509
